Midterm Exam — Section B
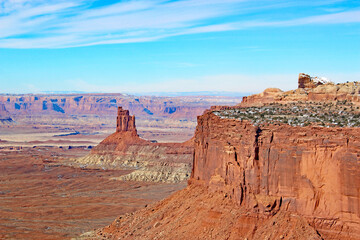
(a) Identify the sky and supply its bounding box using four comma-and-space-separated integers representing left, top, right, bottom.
0, 0, 359, 94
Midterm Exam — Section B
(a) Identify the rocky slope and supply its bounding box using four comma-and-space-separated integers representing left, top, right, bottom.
73, 107, 193, 183
93, 184, 322, 240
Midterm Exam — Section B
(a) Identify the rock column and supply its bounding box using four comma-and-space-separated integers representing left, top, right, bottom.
116, 107, 137, 133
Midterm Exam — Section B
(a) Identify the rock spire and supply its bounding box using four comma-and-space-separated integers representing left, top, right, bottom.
116, 107, 137, 133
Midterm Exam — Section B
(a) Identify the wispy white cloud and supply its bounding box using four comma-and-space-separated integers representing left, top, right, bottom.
0, 0, 359, 48
240, 9, 360, 27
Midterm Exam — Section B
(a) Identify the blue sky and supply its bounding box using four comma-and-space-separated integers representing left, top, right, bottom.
0, 0, 359, 94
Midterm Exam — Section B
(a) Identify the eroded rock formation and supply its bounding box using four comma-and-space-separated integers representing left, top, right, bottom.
116, 107, 136, 133
191, 110, 360, 239
74, 107, 193, 183
298, 73, 331, 89
241, 74, 359, 107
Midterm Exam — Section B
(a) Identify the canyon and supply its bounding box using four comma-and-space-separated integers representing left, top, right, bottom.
2, 74, 360, 239
92, 74, 360, 239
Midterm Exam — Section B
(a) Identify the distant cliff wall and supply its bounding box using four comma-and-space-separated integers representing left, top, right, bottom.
0, 94, 241, 120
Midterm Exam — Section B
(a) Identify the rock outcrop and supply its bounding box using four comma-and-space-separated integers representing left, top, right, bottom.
241, 74, 359, 107
116, 107, 136, 133
298, 73, 332, 89
191, 110, 360, 239
74, 107, 193, 183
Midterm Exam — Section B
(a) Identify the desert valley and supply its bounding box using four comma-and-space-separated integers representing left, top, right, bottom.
1, 74, 359, 239
0, 93, 241, 239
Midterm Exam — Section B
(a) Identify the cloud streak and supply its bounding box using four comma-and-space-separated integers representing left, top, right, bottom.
0, 0, 359, 48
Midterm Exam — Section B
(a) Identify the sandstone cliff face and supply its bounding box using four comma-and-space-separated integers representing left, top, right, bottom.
191, 111, 360, 239
74, 107, 193, 183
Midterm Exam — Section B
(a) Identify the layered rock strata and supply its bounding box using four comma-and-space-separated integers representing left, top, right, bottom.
74, 107, 193, 183
191, 110, 360, 239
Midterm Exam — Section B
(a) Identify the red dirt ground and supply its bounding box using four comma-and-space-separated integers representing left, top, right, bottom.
0, 147, 185, 239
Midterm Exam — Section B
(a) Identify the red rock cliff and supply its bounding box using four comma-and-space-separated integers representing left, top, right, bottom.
191, 111, 360, 239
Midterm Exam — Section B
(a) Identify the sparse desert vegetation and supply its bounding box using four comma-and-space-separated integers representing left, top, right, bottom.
213, 100, 360, 127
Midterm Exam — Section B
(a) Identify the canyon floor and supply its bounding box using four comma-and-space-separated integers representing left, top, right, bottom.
0, 146, 186, 239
